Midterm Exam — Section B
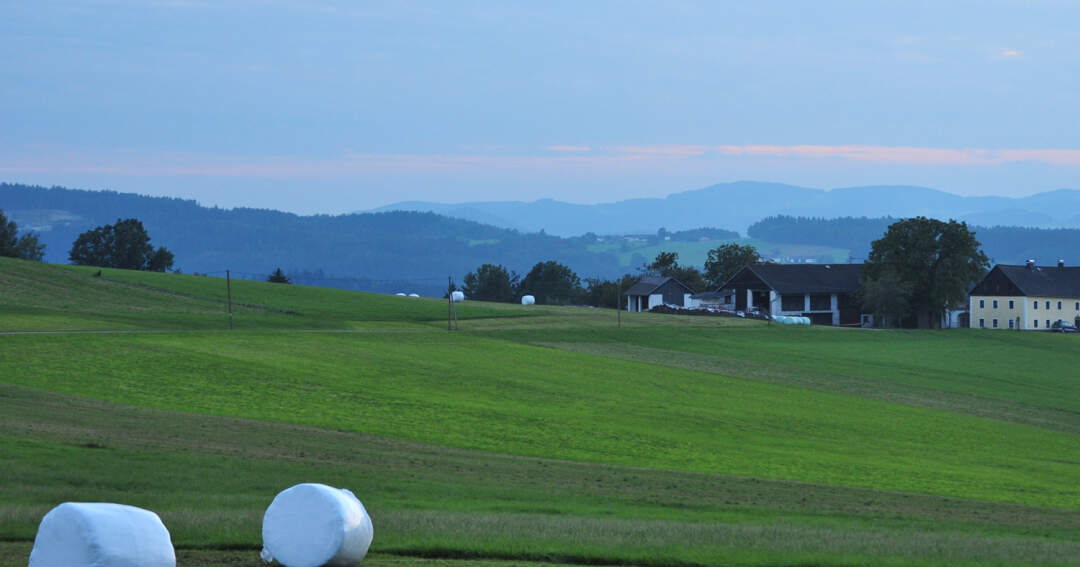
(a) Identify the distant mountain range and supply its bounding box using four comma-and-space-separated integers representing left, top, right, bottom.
7, 181, 1080, 297
367, 181, 1080, 236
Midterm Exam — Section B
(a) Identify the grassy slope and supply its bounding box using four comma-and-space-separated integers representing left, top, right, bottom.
1, 257, 1078, 566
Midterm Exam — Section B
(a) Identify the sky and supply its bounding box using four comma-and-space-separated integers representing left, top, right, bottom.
2, 0, 1079, 214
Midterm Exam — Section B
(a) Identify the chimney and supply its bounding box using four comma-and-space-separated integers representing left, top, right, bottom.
1026, 259, 1036, 270
1059, 259, 1065, 271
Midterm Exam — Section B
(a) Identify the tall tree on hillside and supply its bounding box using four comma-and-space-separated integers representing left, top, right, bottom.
703, 243, 763, 288
0, 209, 46, 261
647, 251, 705, 292
519, 260, 582, 305
862, 217, 988, 328
69, 218, 174, 271
267, 268, 292, 284
462, 263, 519, 302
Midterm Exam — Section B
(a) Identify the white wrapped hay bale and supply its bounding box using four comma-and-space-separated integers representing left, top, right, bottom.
521, 294, 535, 305
261, 483, 373, 567
29, 502, 176, 567
451, 291, 465, 303
407, 293, 420, 298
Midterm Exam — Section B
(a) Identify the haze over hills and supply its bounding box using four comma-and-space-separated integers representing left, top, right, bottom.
7, 182, 1080, 297
368, 181, 1080, 236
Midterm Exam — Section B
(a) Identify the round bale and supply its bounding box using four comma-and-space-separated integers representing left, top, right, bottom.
521, 295, 535, 305
29, 502, 176, 567
261, 483, 373, 567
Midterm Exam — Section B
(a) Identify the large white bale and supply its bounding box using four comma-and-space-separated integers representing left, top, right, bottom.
521, 295, 535, 305
408, 293, 420, 298
261, 483, 373, 567
29, 502, 176, 567
451, 291, 465, 303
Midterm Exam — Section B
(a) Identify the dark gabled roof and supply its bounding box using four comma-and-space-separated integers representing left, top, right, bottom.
723, 264, 863, 294
985, 264, 1080, 298
623, 276, 694, 296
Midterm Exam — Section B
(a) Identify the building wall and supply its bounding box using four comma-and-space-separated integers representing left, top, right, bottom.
770, 292, 841, 325
970, 295, 1080, 330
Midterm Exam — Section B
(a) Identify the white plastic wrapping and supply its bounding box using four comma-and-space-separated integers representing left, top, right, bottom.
521, 295, 535, 305
261, 483, 373, 567
451, 291, 465, 302
407, 293, 420, 298
29, 502, 176, 567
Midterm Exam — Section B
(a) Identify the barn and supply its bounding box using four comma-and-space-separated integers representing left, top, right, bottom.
719, 264, 864, 326
623, 276, 695, 312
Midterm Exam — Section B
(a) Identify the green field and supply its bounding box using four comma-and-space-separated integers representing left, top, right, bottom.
1, 257, 1077, 567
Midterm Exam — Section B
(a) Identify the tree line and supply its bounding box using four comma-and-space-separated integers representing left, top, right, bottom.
462, 242, 768, 307
467, 217, 990, 329
749, 214, 1080, 264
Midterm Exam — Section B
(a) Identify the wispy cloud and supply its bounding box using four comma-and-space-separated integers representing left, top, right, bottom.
545, 145, 592, 152
998, 48, 1021, 58
4, 143, 1080, 180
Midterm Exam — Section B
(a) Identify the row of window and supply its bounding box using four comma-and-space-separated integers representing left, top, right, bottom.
979, 318, 1070, 329
780, 294, 832, 312
977, 299, 1080, 310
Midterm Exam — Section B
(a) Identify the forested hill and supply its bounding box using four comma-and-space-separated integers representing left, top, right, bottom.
748, 216, 1080, 264
0, 183, 625, 296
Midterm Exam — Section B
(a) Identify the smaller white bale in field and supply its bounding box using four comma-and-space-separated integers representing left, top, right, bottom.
451, 290, 465, 302
408, 293, 420, 298
395, 293, 406, 296
261, 483, 373, 567
29, 502, 176, 567
521, 294, 535, 305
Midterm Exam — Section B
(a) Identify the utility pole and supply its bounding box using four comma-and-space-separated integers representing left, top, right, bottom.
226, 269, 234, 330
617, 279, 622, 328
447, 276, 453, 331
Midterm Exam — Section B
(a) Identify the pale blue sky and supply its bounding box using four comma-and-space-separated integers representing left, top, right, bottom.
2, 1, 1079, 213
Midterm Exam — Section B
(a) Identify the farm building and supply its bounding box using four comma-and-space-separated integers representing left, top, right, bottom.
623, 276, 695, 312
969, 261, 1080, 330
689, 289, 735, 309
719, 264, 864, 326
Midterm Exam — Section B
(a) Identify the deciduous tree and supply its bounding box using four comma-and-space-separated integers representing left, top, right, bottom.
647, 251, 705, 292
462, 263, 518, 302
862, 217, 988, 328
519, 260, 582, 305
69, 218, 174, 271
704, 243, 763, 288
0, 209, 46, 261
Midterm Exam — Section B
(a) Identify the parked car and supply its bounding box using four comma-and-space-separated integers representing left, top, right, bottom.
1050, 320, 1079, 333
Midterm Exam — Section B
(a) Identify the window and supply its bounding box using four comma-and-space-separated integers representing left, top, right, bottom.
1076, 302, 1079, 310
1009, 300, 1014, 309
979, 318, 985, 328
979, 299, 985, 308
993, 300, 998, 309
1047, 319, 1051, 328
1034, 320, 1039, 328
809, 294, 831, 311
781, 294, 804, 311
1046, 301, 1051, 309
1008, 319, 1015, 329
1058, 301, 1063, 310
1034, 301, 1039, 310
992, 319, 998, 328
